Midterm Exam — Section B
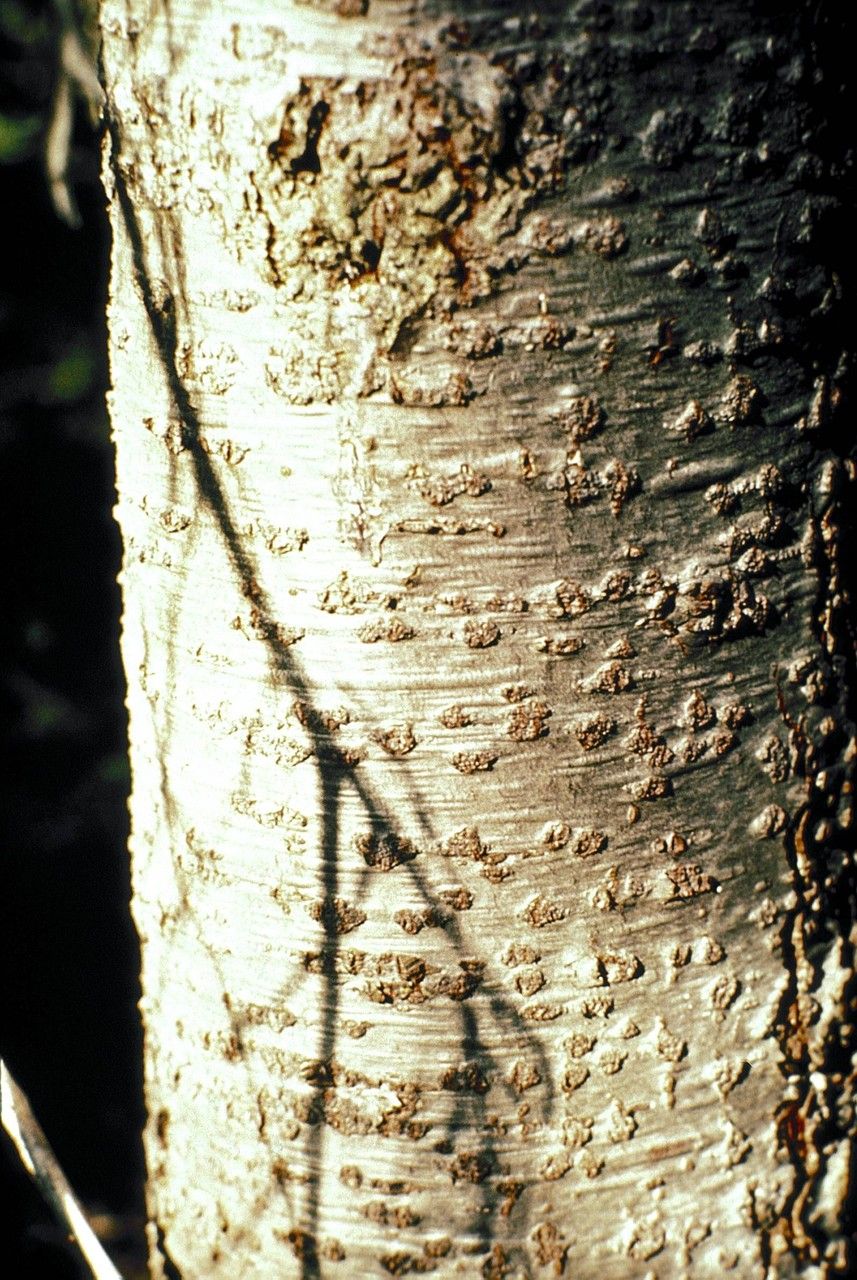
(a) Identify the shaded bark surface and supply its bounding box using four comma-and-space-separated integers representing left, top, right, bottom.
101, 1, 855, 1276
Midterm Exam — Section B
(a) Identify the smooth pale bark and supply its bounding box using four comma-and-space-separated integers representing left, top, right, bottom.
101, 2, 855, 1276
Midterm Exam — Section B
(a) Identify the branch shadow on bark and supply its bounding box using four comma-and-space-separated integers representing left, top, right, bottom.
106, 119, 554, 1277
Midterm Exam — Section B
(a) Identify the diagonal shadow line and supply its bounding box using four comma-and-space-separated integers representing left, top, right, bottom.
106, 108, 554, 1277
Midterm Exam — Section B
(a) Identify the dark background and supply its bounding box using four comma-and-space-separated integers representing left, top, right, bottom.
0, 2, 854, 1278
1, 2, 144, 1274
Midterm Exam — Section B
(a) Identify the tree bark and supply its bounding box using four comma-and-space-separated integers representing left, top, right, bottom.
100, 1, 855, 1276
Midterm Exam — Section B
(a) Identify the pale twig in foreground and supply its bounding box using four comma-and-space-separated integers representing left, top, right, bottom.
1, 1058, 122, 1280
45, 3, 106, 227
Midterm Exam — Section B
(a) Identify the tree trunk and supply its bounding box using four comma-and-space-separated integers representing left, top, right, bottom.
100, 1, 855, 1276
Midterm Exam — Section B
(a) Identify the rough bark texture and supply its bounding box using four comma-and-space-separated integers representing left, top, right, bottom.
101, 2, 855, 1276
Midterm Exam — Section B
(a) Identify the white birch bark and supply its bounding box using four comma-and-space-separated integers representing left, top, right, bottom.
100, 2, 855, 1276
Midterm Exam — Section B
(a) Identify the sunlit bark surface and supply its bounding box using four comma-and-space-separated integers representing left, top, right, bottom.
101, 2, 855, 1276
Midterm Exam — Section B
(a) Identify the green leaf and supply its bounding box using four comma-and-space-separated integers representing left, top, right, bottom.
47, 347, 95, 403
0, 0, 51, 45
96, 753, 131, 787
0, 110, 41, 163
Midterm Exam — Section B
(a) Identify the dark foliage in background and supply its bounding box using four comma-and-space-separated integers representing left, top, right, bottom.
0, 1, 144, 1274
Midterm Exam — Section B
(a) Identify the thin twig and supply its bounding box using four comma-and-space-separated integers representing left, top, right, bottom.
45, 5, 106, 226
1, 1058, 123, 1280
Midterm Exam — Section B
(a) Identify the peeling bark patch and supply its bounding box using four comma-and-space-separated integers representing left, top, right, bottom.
440, 1062, 489, 1094
632, 774, 672, 801
590, 661, 633, 694
358, 618, 416, 643
515, 967, 545, 996
559, 394, 604, 443
641, 106, 700, 168
561, 1064, 589, 1093
565, 1033, 596, 1059
503, 943, 540, 966
372, 722, 418, 757
532, 1221, 567, 1275
463, 619, 501, 648
462, 322, 501, 359
394, 907, 441, 935
278, 1228, 319, 1266
438, 704, 473, 728
480, 1246, 509, 1280
521, 1002, 564, 1022
719, 375, 763, 428
683, 688, 714, 730
524, 895, 567, 927
599, 951, 643, 984
536, 634, 584, 656
572, 829, 607, 858
655, 1019, 687, 1063
666, 863, 716, 899
551, 580, 591, 618
318, 571, 393, 614
309, 897, 367, 934
627, 1220, 665, 1261
399, 514, 506, 535
354, 832, 419, 871
607, 1100, 638, 1143
582, 215, 628, 260
451, 750, 498, 774
540, 820, 570, 849
572, 712, 616, 751
667, 399, 713, 441
340, 951, 483, 1006
441, 827, 491, 862
753, 803, 788, 838
511, 1059, 544, 1090
253, 28, 615, 362
339, 1165, 363, 1189
362, 1201, 421, 1228
507, 700, 552, 741
380, 1241, 451, 1275
409, 462, 491, 507
437, 886, 473, 911
605, 460, 640, 516
580, 995, 614, 1019
680, 574, 773, 642
757, 734, 789, 782
710, 974, 740, 1014
254, 522, 306, 553
501, 683, 534, 703
448, 1151, 493, 1184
